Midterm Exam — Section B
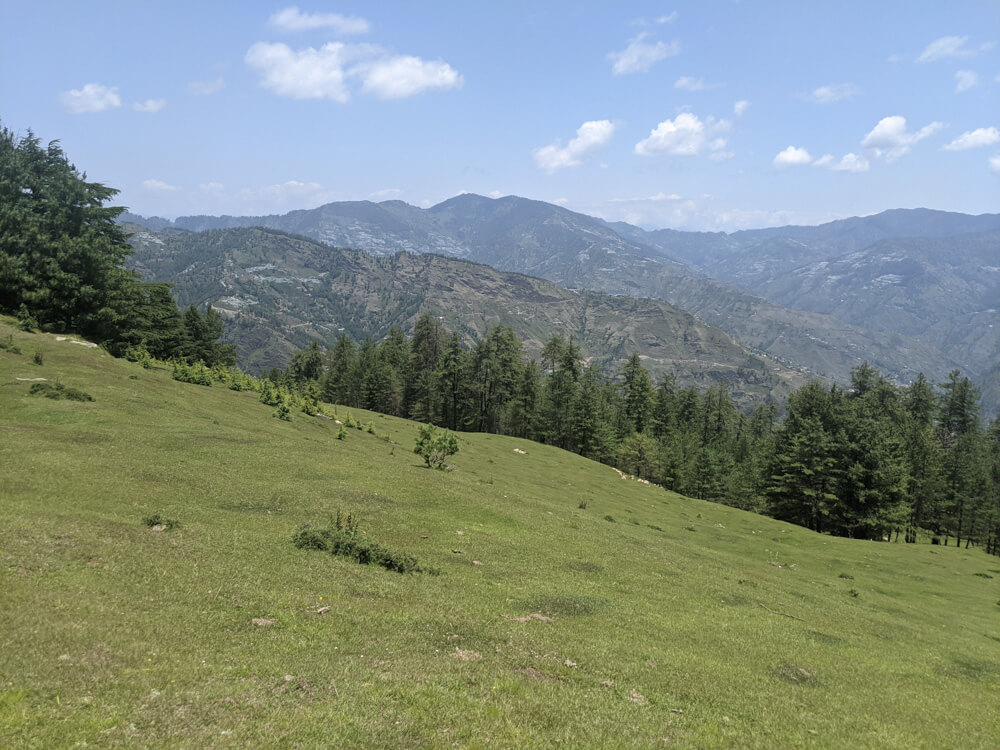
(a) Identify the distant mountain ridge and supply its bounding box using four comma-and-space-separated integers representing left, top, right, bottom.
125, 224, 808, 407
123, 197, 1000, 413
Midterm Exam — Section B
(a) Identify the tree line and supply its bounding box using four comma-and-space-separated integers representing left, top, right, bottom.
0, 125, 234, 367
271, 317, 1000, 553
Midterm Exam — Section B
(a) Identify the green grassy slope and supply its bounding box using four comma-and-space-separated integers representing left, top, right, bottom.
1, 320, 998, 748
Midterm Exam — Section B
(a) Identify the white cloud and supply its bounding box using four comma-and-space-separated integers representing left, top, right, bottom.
133, 99, 166, 113
943, 127, 1000, 150
269, 6, 369, 34
199, 182, 225, 191
369, 188, 402, 200
246, 41, 359, 101
59, 83, 121, 114
357, 55, 463, 99
955, 70, 978, 93
609, 192, 682, 203
608, 33, 679, 75
634, 112, 731, 157
142, 179, 179, 192
733, 100, 750, 117
773, 146, 813, 168
916, 35, 990, 62
990, 155, 1000, 175
813, 152, 870, 172
552, 197, 569, 205
657, 12, 678, 24
675, 76, 705, 91
489, 190, 503, 199
188, 77, 225, 95
861, 116, 945, 161
534, 120, 617, 173
246, 42, 462, 101
809, 83, 857, 103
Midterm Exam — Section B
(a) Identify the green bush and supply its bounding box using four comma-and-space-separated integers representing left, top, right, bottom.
274, 402, 292, 421
16, 304, 38, 332
172, 360, 212, 386
603, 515, 616, 523
32, 352, 43, 366
124, 343, 153, 369
414, 424, 459, 469
292, 526, 424, 574
28, 382, 93, 402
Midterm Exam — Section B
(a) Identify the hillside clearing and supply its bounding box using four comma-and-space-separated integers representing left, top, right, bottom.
1, 320, 998, 748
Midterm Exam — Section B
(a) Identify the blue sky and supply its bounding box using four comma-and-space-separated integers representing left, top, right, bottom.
2, 1, 997, 230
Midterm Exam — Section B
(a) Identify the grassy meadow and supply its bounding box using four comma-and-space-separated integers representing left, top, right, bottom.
1, 318, 998, 748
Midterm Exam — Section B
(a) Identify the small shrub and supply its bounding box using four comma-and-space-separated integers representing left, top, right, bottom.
32, 352, 43, 366
274, 402, 292, 421
16, 304, 38, 332
0, 335, 22, 355
414, 424, 459, 469
603, 515, 616, 523
337, 424, 348, 440
143, 513, 179, 530
848, 588, 860, 598
366, 422, 376, 434
838, 573, 854, 580
578, 500, 588, 510
124, 344, 153, 369
974, 572, 993, 579
258, 380, 282, 405
172, 360, 212, 386
333, 507, 359, 533
292, 526, 425, 574
647, 524, 664, 532
28, 382, 93, 402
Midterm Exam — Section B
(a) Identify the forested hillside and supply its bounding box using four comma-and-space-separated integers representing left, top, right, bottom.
126, 225, 806, 407
123, 197, 986, 402
265, 315, 1000, 550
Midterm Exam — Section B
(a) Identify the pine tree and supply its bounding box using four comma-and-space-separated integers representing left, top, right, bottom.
619, 353, 655, 434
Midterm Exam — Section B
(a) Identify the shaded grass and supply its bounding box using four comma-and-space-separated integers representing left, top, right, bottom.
1, 318, 999, 748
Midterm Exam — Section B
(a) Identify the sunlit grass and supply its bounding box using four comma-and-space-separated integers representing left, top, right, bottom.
1, 319, 998, 748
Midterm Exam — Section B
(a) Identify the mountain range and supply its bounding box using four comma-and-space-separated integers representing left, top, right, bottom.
125, 225, 808, 408
122, 198, 1000, 413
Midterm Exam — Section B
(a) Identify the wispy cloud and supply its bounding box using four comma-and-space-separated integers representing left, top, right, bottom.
674, 76, 705, 91
187, 77, 225, 95
808, 83, 857, 103
534, 120, 617, 173
269, 6, 369, 35
916, 35, 994, 62
943, 127, 1000, 151
608, 33, 679, 75
133, 99, 166, 113
813, 153, 870, 172
142, 179, 179, 192
369, 188, 402, 200
733, 100, 750, 117
657, 12, 678, 24
59, 83, 120, 114
955, 70, 978, 93
990, 155, 1000, 176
